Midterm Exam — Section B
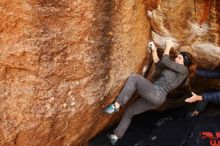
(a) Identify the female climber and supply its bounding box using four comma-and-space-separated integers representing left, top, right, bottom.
103, 40, 196, 145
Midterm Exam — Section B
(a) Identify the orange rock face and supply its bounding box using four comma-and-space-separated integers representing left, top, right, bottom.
1, 0, 219, 145
0, 0, 149, 146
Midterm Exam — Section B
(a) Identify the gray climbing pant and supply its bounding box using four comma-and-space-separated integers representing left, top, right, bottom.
114, 74, 166, 139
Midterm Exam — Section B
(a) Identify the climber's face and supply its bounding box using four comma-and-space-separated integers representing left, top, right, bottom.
175, 54, 184, 65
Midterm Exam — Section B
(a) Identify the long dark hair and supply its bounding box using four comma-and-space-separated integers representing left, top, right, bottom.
180, 51, 197, 90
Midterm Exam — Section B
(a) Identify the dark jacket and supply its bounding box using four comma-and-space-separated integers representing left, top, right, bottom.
196, 69, 220, 103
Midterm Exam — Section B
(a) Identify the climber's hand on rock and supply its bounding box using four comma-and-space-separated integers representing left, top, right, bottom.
148, 41, 157, 53
147, 11, 153, 18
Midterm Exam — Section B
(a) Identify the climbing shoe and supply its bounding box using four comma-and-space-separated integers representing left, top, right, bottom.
103, 104, 119, 114
107, 134, 118, 145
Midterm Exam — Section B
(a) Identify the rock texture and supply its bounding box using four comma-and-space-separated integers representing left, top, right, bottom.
0, 0, 150, 146
0, 0, 220, 146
